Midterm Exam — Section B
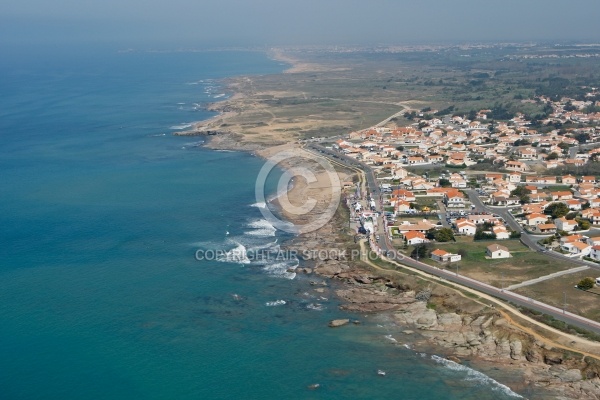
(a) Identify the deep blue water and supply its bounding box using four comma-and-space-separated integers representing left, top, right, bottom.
0, 46, 526, 399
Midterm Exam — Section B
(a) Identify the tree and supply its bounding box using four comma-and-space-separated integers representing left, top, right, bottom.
511, 185, 531, 203
547, 152, 559, 160
438, 178, 451, 188
411, 244, 430, 260
577, 277, 595, 290
558, 142, 571, 153
435, 228, 455, 242
545, 202, 569, 218
577, 219, 591, 230
474, 230, 496, 241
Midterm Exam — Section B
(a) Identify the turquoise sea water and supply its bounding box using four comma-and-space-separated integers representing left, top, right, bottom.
0, 46, 527, 399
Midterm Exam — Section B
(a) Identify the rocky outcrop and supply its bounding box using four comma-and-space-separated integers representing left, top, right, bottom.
328, 319, 350, 328
336, 287, 416, 312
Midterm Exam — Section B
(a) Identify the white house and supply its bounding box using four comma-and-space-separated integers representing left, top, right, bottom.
486, 244, 511, 259
430, 249, 461, 263
403, 231, 429, 245
561, 241, 592, 257
492, 225, 510, 239
554, 217, 577, 232
589, 245, 600, 261
455, 219, 477, 235
526, 213, 548, 226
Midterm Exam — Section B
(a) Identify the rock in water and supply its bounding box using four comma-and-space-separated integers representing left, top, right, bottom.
328, 319, 350, 328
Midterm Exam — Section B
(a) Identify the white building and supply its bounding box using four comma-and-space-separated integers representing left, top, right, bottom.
486, 244, 511, 259
455, 219, 476, 235
431, 249, 461, 263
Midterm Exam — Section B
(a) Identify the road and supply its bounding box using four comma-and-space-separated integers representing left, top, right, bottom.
309, 144, 600, 334
505, 266, 590, 291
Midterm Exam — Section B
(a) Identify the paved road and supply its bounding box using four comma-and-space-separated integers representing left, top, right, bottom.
379, 251, 600, 335
506, 266, 590, 290
309, 145, 600, 334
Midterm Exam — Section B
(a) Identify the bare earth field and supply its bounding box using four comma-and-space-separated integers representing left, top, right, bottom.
515, 270, 600, 322
413, 237, 577, 287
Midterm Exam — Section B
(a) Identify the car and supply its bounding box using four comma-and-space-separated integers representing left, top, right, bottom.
376, 235, 380, 240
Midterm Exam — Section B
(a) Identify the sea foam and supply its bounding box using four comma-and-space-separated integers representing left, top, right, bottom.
431, 355, 523, 398
244, 219, 277, 237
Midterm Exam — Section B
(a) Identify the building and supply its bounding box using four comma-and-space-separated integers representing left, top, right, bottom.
486, 244, 511, 259
455, 218, 477, 235
525, 213, 548, 226
492, 225, 510, 239
430, 249, 461, 263
403, 231, 429, 245
444, 190, 465, 208
589, 245, 600, 261
534, 223, 557, 234
561, 241, 592, 257
554, 217, 578, 232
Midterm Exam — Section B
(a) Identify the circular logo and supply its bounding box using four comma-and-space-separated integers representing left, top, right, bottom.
255, 149, 341, 234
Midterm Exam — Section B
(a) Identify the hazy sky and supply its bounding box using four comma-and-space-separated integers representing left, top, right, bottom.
2, 0, 600, 47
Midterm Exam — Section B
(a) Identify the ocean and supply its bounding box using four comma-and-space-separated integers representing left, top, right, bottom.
0, 45, 527, 399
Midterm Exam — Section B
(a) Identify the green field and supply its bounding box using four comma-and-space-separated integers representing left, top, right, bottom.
411, 237, 577, 287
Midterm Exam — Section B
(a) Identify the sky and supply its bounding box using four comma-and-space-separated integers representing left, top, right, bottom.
2, 0, 600, 48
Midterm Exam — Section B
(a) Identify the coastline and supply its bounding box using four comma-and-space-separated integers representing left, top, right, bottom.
178, 52, 600, 399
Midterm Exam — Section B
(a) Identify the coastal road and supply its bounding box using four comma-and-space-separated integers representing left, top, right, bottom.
379, 249, 600, 335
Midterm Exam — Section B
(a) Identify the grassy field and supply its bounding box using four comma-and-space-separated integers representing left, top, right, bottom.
514, 270, 600, 322
411, 237, 577, 287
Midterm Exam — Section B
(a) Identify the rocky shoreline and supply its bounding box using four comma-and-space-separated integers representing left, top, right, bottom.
287, 220, 600, 399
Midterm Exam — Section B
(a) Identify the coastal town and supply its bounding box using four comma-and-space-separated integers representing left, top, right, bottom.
310, 92, 600, 328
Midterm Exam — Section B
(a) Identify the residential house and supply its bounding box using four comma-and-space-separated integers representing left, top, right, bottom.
403, 231, 429, 245
455, 218, 477, 235
561, 241, 592, 257
508, 172, 522, 183
486, 244, 511, 259
526, 213, 548, 226
589, 245, 600, 261
554, 217, 578, 232
431, 249, 462, 263
565, 199, 582, 211
493, 225, 510, 239
562, 175, 577, 185
444, 190, 465, 208
505, 161, 528, 172
551, 191, 573, 201
581, 176, 596, 184
535, 223, 557, 234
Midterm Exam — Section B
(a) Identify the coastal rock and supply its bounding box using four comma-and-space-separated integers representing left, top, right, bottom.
328, 319, 350, 328
437, 313, 463, 331
414, 309, 438, 329
557, 368, 582, 383
314, 261, 349, 278
509, 340, 523, 360
441, 332, 467, 347
525, 349, 542, 363
464, 331, 481, 347
544, 352, 564, 365
353, 275, 372, 285
415, 290, 431, 302
495, 339, 512, 358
